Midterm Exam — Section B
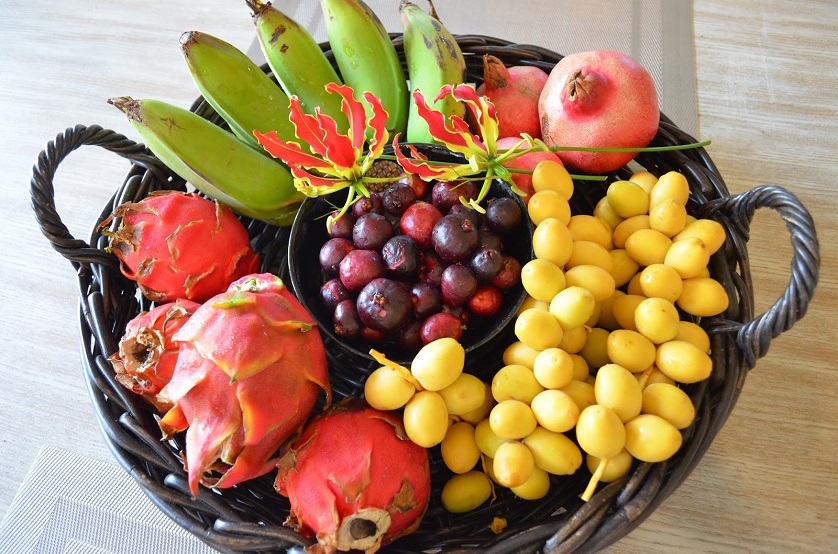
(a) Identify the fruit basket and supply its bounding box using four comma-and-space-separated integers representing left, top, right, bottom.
30, 33, 819, 553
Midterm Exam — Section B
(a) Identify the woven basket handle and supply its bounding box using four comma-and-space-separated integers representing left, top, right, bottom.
703, 185, 820, 369
30, 124, 169, 269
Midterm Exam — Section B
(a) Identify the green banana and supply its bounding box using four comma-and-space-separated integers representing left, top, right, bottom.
401, 0, 467, 143
180, 30, 297, 150
320, 0, 409, 135
247, 0, 348, 132
109, 97, 303, 227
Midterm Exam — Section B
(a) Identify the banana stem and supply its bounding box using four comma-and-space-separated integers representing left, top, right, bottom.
245, 0, 265, 13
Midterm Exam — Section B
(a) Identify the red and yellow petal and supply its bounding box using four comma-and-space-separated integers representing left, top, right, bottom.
255, 131, 333, 170
327, 82, 368, 152
413, 89, 472, 151
315, 109, 357, 171
393, 135, 448, 179
290, 166, 350, 196
364, 91, 389, 159
288, 96, 330, 158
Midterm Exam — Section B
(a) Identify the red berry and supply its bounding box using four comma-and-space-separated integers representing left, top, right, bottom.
407, 174, 427, 198
360, 327, 386, 343
490, 255, 522, 289
400, 201, 442, 250
339, 250, 385, 292
468, 285, 503, 317
420, 312, 464, 344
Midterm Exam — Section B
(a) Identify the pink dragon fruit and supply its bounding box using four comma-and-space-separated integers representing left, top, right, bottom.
276, 399, 431, 554
109, 298, 200, 413
158, 273, 331, 495
100, 191, 260, 303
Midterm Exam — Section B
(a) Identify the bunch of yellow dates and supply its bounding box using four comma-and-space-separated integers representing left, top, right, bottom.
438, 161, 729, 512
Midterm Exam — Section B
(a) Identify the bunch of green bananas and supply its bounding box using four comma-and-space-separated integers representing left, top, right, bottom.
110, 0, 466, 227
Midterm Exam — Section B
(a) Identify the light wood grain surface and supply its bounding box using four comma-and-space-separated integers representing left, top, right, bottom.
1, 1, 836, 552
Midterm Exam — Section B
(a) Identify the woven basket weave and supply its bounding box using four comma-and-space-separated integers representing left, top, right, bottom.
30, 34, 820, 553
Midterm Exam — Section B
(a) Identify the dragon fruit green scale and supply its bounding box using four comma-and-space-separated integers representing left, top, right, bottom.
158, 273, 331, 495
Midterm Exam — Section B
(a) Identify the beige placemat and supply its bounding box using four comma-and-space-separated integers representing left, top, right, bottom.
248, 0, 697, 136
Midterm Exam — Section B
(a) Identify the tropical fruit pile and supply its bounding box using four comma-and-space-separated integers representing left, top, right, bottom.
99, 1, 725, 553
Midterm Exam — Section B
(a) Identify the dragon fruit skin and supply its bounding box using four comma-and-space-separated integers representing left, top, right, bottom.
100, 191, 260, 303
158, 273, 331, 495
276, 399, 431, 554
109, 298, 200, 413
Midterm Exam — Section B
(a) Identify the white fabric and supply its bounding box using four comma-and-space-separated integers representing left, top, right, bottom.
0, 445, 216, 554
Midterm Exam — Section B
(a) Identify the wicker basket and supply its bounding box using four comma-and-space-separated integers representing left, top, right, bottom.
30, 35, 819, 553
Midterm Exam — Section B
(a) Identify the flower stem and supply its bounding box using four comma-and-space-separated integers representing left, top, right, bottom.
503, 167, 607, 181
492, 138, 531, 165
571, 174, 610, 181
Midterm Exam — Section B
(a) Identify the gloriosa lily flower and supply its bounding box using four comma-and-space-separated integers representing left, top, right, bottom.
254, 82, 390, 227
256, 82, 705, 226
394, 84, 549, 212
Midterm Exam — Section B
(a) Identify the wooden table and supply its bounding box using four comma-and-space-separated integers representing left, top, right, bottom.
1, 1, 835, 552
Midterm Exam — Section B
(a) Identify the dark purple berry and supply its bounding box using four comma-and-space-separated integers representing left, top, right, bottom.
381, 235, 419, 278
469, 247, 504, 280
339, 249, 385, 292
442, 304, 471, 326
440, 263, 478, 307
410, 282, 443, 319
353, 212, 393, 251
333, 300, 362, 339
381, 182, 417, 215
327, 211, 356, 239
431, 180, 479, 213
478, 230, 504, 251
485, 197, 523, 235
319, 237, 354, 275
418, 250, 447, 286
320, 278, 350, 312
448, 204, 482, 227
351, 192, 383, 218
383, 211, 402, 228
356, 278, 412, 333
432, 214, 480, 263
395, 320, 423, 351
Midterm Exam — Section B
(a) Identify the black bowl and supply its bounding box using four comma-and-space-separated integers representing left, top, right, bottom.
288, 143, 533, 380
